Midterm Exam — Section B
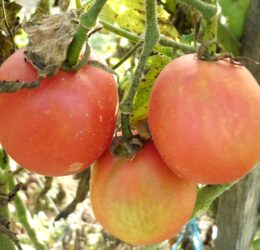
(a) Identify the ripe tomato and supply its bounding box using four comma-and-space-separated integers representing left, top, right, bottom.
148, 54, 260, 184
0, 49, 118, 176
90, 141, 197, 245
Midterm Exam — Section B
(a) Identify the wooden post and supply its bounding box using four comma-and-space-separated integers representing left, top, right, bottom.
215, 1, 260, 249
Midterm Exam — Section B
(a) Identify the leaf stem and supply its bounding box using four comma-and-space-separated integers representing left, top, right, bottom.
119, 0, 160, 140
65, 0, 108, 68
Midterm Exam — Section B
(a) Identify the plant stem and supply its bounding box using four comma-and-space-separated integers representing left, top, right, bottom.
8, 176, 46, 250
0, 150, 16, 250
100, 20, 196, 55
120, 113, 133, 141
178, 0, 217, 21
202, 13, 219, 55
193, 183, 235, 217
65, 0, 108, 68
119, 0, 160, 140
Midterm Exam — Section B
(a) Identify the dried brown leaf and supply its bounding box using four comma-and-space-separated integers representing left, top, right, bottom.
24, 10, 79, 77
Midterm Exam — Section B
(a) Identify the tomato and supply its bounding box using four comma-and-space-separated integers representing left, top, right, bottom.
90, 141, 197, 245
0, 49, 118, 176
148, 54, 260, 184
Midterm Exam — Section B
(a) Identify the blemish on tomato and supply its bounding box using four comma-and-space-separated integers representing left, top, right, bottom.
75, 129, 85, 138
66, 162, 84, 174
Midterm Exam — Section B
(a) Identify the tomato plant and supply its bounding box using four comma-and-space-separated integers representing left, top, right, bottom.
0, 49, 118, 176
148, 54, 260, 184
90, 141, 197, 245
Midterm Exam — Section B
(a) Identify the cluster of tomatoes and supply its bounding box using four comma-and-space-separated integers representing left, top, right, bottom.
0, 49, 260, 245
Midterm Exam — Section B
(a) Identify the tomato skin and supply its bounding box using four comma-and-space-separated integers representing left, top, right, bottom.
0, 49, 118, 176
90, 142, 197, 245
148, 54, 260, 184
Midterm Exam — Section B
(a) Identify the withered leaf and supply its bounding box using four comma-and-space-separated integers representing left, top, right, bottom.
24, 10, 79, 77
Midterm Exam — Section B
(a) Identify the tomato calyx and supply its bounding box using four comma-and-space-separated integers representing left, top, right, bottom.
197, 42, 260, 65
110, 134, 144, 159
0, 78, 41, 93
24, 11, 79, 77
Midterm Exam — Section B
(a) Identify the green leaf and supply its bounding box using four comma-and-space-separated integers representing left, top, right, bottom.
219, 0, 250, 40
253, 238, 260, 250
130, 54, 171, 124
101, 0, 178, 38
218, 22, 241, 56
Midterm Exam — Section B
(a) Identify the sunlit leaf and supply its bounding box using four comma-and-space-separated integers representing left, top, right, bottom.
100, 0, 178, 38
130, 54, 171, 124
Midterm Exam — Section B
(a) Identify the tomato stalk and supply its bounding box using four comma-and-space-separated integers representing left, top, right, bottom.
65, 0, 108, 68
119, 0, 160, 143
202, 14, 219, 55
